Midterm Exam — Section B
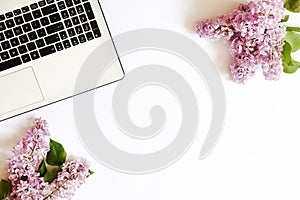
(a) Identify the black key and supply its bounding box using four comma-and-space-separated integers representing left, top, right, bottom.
79, 14, 87, 23
67, 28, 76, 37
76, 5, 84, 14
13, 9, 22, 16
74, 0, 81, 4
13, 27, 23, 36
39, 45, 56, 57
90, 20, 98, 30
86, 32, 93, 40
41, 4, 58, 16
63, 40, 71, 48
40, 17, 50, 26
0, 22, 6, 31
36, 39, 45, 48
65, 0, 73, 7
15, 16, 24, 25
24, 13, 33, 22
1, 41, 11, 50
82, 0, 88, 2
33, 10, 42, 19
27, 42, 36, 51
30, 51, 40, 60
72, 16, 79, 25
22, 6, 30, 13
46, 22, 64, 34
0, 15, 5, 21
59, 31, 68, 39
64, 19, 72, 28
5, 12, 13, 19
10, 38, 20, 47
5, 19, 15, 28
71, 37, 79, 46
19, 35, 29, 44
78, 34, 86, 43
45, 33, 60, 45
30, 3, 38, 10
21, 54, 31, 63
0, 51, 9, 60
49, 13, 61, 23
28, 31, 38, 41
0, 33, 5, 41
61, 10, 69, 19
47, 0, 54, 4
18, 45, 28, 54
37, 28, 46, 37
58, 1, 66, 10
93, 29, 101, 38
22, 23, 32, 33
0, 57, 22, 71
9, 48, 19, 57
31, 20, 41, 29
55, 42, 63, 51
75, 25, 83, 34
83, 2, 95, 20
38, 0, 46, 7
4, 30, 14, 39
69, 8, 76, 16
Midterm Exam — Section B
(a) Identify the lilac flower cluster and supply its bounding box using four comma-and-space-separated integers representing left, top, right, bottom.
195, 0, 286, 83
5, 119, 90, 200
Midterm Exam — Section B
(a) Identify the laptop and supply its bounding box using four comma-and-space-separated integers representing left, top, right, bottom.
0, 0, 124, 121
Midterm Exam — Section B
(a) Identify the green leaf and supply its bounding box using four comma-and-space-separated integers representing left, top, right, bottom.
286, 26, 300, 32
0, 180, 11, 199
281, 15, 289, 22
285, 0, 300, 13
282, 41, 300, 73
44, 167, 61, 183
38, 160, 47, 177
88, 169, 95, 176
46, 139, 67, 166
284, 31, 300, 52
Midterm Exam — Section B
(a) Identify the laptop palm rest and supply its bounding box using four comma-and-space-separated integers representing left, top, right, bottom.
0, 67, 44, 116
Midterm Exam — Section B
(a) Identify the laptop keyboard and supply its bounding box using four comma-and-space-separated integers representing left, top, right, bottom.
0, 0, 101, 72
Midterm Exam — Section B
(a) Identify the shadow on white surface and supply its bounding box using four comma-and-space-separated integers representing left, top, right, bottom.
0, 116, 35, 180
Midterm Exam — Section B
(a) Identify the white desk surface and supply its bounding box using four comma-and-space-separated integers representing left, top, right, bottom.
1, 0, 300, 199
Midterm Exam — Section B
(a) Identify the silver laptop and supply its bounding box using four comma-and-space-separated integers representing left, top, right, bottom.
0, 0, 124, 121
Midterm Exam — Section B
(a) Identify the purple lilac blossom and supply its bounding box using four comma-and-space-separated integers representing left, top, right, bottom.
195, 0, 286, 83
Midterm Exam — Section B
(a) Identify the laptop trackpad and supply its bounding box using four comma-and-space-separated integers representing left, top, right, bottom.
0, 67, 44, 115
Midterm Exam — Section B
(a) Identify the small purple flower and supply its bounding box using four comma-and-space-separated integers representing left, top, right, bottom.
195, 0, 286, 83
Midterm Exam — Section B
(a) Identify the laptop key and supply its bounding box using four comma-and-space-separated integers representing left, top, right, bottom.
61, 10, 69, 19
65, 0, 73, 7
9, 48, 19, 57
55, 42, 63, 51
28, 31, 38, 41
64, 19, 72, 28
78, 34, 86, 43
5, 12, 13, 19
36, 39, 45, 48
30, 51, 40, 60
0, 15, 5, 21
72, 17, 80, 25
71, 37, 79, 46
37, 28, 46, 37
2, 41, 11, 50
83, 3, 95, 20
13, 27, 23, 36
39, 45, 56, 57
49, 13, 61, 23
93, 29, 101, 38
18, 45, 28, 54
4, 30, 14, 39
76, 5, 84, 14
5, 19, 15, 28
0, 51, 9, 60
19, 35, 29, 44
67, 28, 76, 37
79, 14, 87, 23
24, 13, 33, 22
15, 16, 24, 25
58, 2, 66, 10
0, 57, 22, 70
40, 17, 50, 26
21, 54, 31, 63
86, 32, 93, 40
27, 42, 37, 51
46, 22, 64, 34
59, 31, 68, 40
47, 0, 54, 4
22, 6, 30, 13
33, 10, 42, 19
69, 8, 76, 17
63, 40, 71, 48
30, 3, 38, 10
75, 26, 83, 34
45, 33, 60, 45
0, 22, 6, 31
74, 0, 81, 5
0, 33, 5, 41
13, 9, 22, 16
32, 20, 41, 29
41, 4, 58, 16
38, 0, 46, 7
10, 38, 20, 47
22, 23, 32, 33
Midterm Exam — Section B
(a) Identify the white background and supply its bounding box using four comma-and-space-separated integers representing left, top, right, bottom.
1, 0, 300, 199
